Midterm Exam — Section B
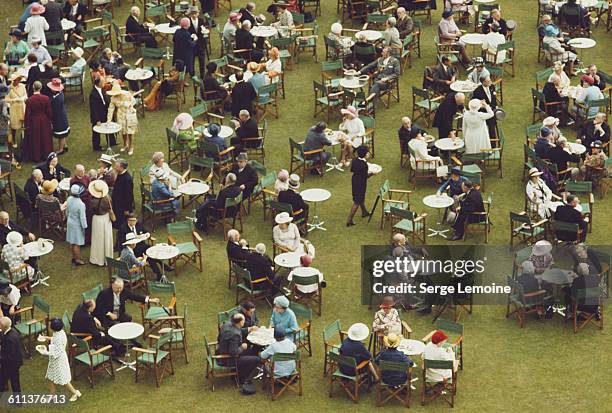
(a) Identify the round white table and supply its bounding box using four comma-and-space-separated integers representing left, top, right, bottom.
435, 138, 465, 152
61, 19, 76, 31
125, 68, 154, 82
274, 252, 304, 269
247, 327, 275, 346
203, 125, 234, 139
146, 244, 180, 283
93, 122, 121, 151
340, 76, 369, 90
300, 188, 332, 232
58, 177, 71, 192
423, 194, 455, 238
555, 0, 599, 13
108, 322, 145, 371
561, 86, 581, 99
568, 142, 586, 155
177, 180, 210, 208
24, 240, 54, 287
250, 26, 278, 38
355, 30, 382, 42
459, 33, 485, 47
154, 23, 179, 35
567, 38, 596, 73
398, 338, 426, 356
450, 80, 478, 93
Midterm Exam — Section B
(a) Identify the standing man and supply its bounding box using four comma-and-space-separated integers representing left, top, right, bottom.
89, 77, 116, 151
472, 76, 498, 139
0, 316, 23, 398
187, 6, 208, 78
111, 159, 134, 229
173, 18, 197, 78
449, 181, 485, 241
433, 92, 465, 139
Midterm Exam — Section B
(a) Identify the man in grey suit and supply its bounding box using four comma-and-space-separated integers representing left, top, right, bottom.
359, 47, 400, 102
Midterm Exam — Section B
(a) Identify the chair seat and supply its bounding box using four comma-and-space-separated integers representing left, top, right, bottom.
137, 349, 169, 364
15, 321, 45, 336
513, 224, 545, 236
236, 283, 269, 295
258, 96, 274, 105
383, 201, 408, 213
416, 100, 439, 110
208, 357, 236, 371
144, 203, 175, 215
316, 97, 342, 106
172, 329, 184, 342
580, 204, 590, 215
279, 50, 292, 58
145, 306, 173, 320
83, 40, 100, 48
176, 242, 198, 255
393, 218, 423, 232
75, 352, 110, 366
332, 368, 368, 381
484, 151, 501, 160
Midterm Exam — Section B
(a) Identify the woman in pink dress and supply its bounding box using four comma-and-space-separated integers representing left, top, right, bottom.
23, 80, 53, 162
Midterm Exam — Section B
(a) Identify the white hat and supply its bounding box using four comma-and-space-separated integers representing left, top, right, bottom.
347, 323, 369, 341
288, 174, 300, 189
331, 22, 342, 34
468, 98, 481, 111
532, 240, 552, 256
154, 168, 169, 180
6, 231, 23, 246
542, 116, 559, 126
123, 233, 140, 246
528, 167, 542, 178
275, 212, 293, 224
70, 47, 84, 58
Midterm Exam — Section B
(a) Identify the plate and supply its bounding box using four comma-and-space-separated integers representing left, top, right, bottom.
36, 344, 47, 354
368, 163, 382, 174
37, 334, 46, 342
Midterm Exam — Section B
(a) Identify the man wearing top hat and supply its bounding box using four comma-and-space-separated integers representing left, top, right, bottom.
187, 5, 210, 78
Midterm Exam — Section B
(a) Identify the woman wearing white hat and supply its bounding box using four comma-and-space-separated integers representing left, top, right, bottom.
542, 116, 562, 142
88, 180, 115, 266
119, 233, 148, 279
525, 167, 562, 219
106, 81, 138, 155
338, 323, 379, 379
148, 152, 184, 190
62, 48, 86, 87
272, 212, 302, 253
338, 106, 365, 167
1, 231, 35, 280
328, 22, 352, 59
529, 240, 553, 275
463, 98, 494, 154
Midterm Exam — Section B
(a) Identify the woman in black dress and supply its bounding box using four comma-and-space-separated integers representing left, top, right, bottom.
347, 145, 372, 226
47, 78, 70, 154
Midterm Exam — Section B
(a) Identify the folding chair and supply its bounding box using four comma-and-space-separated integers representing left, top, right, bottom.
167, 220, 203, 273
328, 352, 372, 403
376, 360, 412, 407
421, 359, 457, 407
265, 352, 303, 401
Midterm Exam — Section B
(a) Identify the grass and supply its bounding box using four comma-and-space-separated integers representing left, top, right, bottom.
2, 0, 612, 411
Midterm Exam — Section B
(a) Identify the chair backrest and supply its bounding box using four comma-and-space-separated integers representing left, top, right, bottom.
323, 320, 342, 343
84, 27, 105, 40
147, 280, 177, 296
535, 67, 553, 86
234, 264, 253, 286
412, 86, 429, 100
271, 37, 293, 49
190, 103, 208, 119
147, 4, 167, 17
487, 65, 503, 79
224, 192, 243, 208
289, 138, 303, 156
497, 40, 514, 53
62, 310, 71, 332
167, 220, 195, 237
200, 140, 221, 156
292, 274, 320, 288
142, 47, 166, 59
155, 331, 174, 350
292, 12, 305, 26
526, 123, 541, 140
33, 295, 50, 314
423, 359, 454, 370
359, 115, 375, 129
390, 206, 415, 220
367, 12, 389, 24
436, 318, 463, 336
73, 334, 91, 352
107, 256, 130, 279
329, 352, 357, 369
510, 211, 531, 226
354, 43, 376, 56
261, 172, 277, 189
257, 83, 278, 97
552, 220, 580, 237
289, 302, 312, 321
218, 306, 241, 327
379, 360, 411, 378
321, 59, 343, 73
189, 155, 214, 170
565, 180, 592, 195
269, 200, 294, 215
82, 284, 103, 302
271, 351, 300, 363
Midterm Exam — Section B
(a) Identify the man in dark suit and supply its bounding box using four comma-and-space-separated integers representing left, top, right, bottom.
203, 61, 229, 102
187, 6, 209, 78
240, 2, 264, 26
482, 9, 508, 35
195, 173, 242, 231
173, 18, 197, 77
0, 316, 23, 396
554, 195, 588, 242
245, 243, 278, 287
42, 0, 63, 35
235, 20, 264, 62
71, 300, 125, 355
89, 77, 116, 151
0, 211, 35, 246
231, 110, 258, 154
433, 92, 465, 139
472, 75, 498, 138
125, 6, 157, 48
63, 0, 87, 34
563, 263, 601, 317
398, 116, 426, 153
111, 159, 134, 229
226, 228, 250, 264
230, 153, 258, 199
546, 137, 580, 179
449, 181, 485, 240
432, 55, 457, 95
278, 174, 309, 222
24, 169, 43, 210
116, 214, 169, 275
94, 278, 159, 328
230, 73, 257, 118
542, 76, 572, 126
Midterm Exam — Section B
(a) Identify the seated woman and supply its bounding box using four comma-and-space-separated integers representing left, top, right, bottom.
408, 132, 443, 170
149, 151, 184, 191
423, 330, 457, 383
119, 232, 148, 279
37, 151, 71, 182
275, 169, 289, 193
202, 61, 229, 103
328, 23, 352, 60
143, 60, 184, 111
542, 74, 571, 126
374, 333, 414, 386
339, 323, 377, 378
272, 212, 302, 253
574, 75, 605, 119
171, 112, 199, 152
547, 61, 570, 90
525, 167, 562, 219
36, 180, 66, 222
529, 240, 553, 276
265, 47, 282, 84
372, 296, 402, 335
269, 296, 298, 340
203, 123, 228, 160
543, 25, 577, 75
61, 47, 86, 86
1, 232, 35, 281
151, 170, 179, 215
337, 106, 365, 167
580, 140, 608, 181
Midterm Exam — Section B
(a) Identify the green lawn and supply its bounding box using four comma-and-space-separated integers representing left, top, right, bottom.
2, 0, 612, 411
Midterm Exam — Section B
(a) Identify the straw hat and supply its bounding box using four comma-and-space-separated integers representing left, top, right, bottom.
88, 179, 109, 199
431, 330, 448, 345
6, 231, 23, 246
383, 333, 401, 348
30, 3, 46, 15
542, 116, 559, 126
47, 78, 64, 92
97, 153, 116, 165
532, 240, 552, 256
347, 323, 369, 341
247, 61, 260, 73
123, 232, 140, 246
106, 81, 126, 96
528, 167, 542, 178
468, 99, 481, 111
275, 212, 293, 224
9, 72, 24, 82
288, 174, 300, 190
41, 179, 58, 195
70, 47, 84, 59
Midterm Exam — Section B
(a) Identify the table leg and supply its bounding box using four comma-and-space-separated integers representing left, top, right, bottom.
159, 261, 170, 284
427, 208, 450, 238
115, 340, 137, 371
30, 257, 50, 288
326, 145, 344, 172
307, 202, 326, 231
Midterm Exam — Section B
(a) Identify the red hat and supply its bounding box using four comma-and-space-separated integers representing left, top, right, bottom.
47, 78, 64, 92
300, 254, 312, 267
431, 330, 448, 345
581, 75, 594, 85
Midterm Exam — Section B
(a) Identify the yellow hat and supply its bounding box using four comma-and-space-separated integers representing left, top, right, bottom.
383, 333, 401, 348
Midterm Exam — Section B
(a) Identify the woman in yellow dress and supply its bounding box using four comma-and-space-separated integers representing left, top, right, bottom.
106, 81, 139, 156
6, 73, 27, 148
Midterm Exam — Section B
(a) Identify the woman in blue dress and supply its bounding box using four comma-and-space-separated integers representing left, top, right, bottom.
66, 184, 87, 266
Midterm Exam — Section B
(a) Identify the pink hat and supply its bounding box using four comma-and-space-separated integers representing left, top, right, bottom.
300, 254, 313, 267
229, 12, 242, 22
179, 17, 190, 29
30, 3, 46, 15
173, 112, 193, 130
340, 106, 358, 118
47, 78, 64, 92
580, 75, 594, 85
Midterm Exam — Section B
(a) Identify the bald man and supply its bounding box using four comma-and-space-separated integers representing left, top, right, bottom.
94, 278, 159, 328
0, 316, 23, 396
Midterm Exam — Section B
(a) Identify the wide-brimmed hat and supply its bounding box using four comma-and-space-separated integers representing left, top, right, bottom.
532, 240, 552, 256
30, 35, 42, 44
431, 330, 448, 344
229, 12, 242, 22
236, 152, 248, 162
273, 295, 289, 308
42, 179, 58, 194
275, 212, 293, 224
173, 112, 193, 130
70, 47, 84, 58
88, 179, 109, 198
9, 72, 24, 82
450, 167, 462, 176
544, 24, 557, 37
528, 167, 542, 178
106, 81, 126, 96
247, 61, 260, 73
6, 231, 23, 246
97, 153, 116, 165
383, 333, 401, 348
30, 3, 46, 15
348, 323, 369, 341
331, 22, 342, 34
591, 140, 603, 149
70, 184, 84, 196
0, 85, 8, 98
123, 232, 140, 246
288, 174, 300, 189
542, 116, 559, 126
47, 78, 64, 92
340, 106, 359, 118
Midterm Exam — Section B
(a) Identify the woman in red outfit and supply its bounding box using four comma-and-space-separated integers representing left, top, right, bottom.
23, 80, 53, 162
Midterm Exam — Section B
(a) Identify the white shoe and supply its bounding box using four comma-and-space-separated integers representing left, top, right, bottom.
70, 390, 82, 402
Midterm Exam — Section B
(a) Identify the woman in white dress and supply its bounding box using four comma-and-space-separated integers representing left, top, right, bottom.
408, 132, 443, 170
338, 106, 366, 166
149, 151, 184, 191
38, 318, 81, 401
272, 212, 303, 254
462, 98, 494, 154
265, 47, 282, 84
88, 180, 115, 266
525, 167, 562, 219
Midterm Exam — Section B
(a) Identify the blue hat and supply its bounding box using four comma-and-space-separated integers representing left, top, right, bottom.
540, 127, 551, 137
274, 326, 285, 340
70, 184, 84, 196
273, 295, 289, 309
207, 123, 221, 136
442, 10, 453, 19
544, 24, 557, 37
450, 167, 462, 175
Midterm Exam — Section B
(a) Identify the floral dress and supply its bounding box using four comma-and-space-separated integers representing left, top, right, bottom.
7, 83, 27, 130
45, 330, 72, 385
107, 94, 139, 135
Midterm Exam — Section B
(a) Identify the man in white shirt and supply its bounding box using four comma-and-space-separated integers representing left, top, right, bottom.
423, 330, 458, 382
482, 22, 507, 64
0, 283, 21, 323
